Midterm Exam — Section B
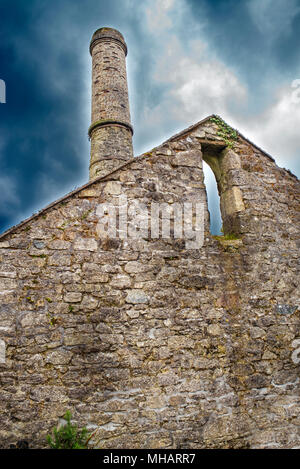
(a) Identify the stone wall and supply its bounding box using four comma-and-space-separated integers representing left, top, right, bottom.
0, 118, 299, 448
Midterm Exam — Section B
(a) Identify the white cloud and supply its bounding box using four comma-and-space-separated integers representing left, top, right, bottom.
146, 43, 247, 128
235, 83, 300, 173
138, 0, 299, 177
145, 0, 177, 32
169, 54, 247, 120
138, 1, 247, 151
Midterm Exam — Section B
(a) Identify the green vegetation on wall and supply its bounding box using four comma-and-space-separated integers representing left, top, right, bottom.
210, 116, 238, 148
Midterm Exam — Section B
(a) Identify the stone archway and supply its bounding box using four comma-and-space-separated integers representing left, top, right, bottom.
200, 141, 245, 236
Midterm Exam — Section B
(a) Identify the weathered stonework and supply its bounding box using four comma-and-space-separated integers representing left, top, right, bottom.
0, 28, 299, 449
0, 117, 299, 449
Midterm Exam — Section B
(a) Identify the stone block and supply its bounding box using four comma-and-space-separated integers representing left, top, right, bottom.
104, 181, 122, 195
64, 292, 82, 303
125, 290, 149, 304
48, 240, 71, 250
172, 151, 201, 168
74, 238, 98, 251
221, 186, 245, 215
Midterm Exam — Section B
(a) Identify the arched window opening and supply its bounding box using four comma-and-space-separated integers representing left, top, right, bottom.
203, 160, 222, 235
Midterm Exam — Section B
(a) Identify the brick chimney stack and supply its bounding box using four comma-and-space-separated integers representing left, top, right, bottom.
89, 27, 133, 179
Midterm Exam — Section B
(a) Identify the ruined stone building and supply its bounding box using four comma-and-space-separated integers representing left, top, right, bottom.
0, 27, 299, 449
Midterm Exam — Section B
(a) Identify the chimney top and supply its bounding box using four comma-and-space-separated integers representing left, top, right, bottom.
90, 27, 127, 56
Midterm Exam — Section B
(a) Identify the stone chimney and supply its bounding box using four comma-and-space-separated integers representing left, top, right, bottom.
89, 27, 133, 179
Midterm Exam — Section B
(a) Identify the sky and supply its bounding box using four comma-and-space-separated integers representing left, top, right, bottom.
0, 0, 299, 235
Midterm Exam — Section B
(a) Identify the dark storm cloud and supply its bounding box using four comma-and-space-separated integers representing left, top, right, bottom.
0, 0, 167, 232
187, 0, 300, 81
0, 0, 143, 232
0, 1, 84, 231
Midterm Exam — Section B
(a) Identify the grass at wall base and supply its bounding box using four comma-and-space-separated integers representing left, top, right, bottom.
47, 411, 91, 449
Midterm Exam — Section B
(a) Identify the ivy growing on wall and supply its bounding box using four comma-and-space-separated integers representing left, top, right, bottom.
209, 116, 238, 148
